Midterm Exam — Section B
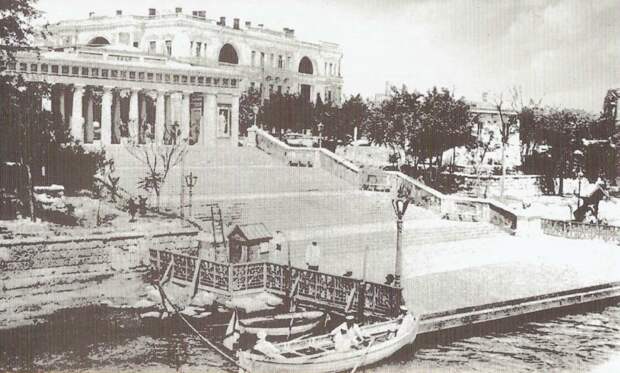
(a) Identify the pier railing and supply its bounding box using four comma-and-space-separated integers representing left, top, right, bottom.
150, 249, 402, 317
541, 218, 620, 242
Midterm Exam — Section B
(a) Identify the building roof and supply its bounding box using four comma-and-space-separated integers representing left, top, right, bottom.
228, 223, 272, 243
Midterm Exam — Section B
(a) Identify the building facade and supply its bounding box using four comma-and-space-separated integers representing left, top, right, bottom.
8, 7, 343, 149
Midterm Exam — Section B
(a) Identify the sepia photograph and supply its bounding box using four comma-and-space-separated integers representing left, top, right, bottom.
0, 0, 619, 372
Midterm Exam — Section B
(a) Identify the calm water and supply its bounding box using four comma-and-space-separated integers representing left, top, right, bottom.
1, 302, 620, 373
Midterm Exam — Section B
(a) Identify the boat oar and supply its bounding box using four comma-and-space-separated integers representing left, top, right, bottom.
350, 337, 376, 373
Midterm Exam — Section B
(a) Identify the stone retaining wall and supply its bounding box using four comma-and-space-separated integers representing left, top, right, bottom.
0, 229, 199, 329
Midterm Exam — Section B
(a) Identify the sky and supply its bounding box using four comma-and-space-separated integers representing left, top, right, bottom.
35, 0, 619, 113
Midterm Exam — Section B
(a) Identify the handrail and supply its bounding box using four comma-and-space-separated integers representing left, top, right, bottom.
254, 129, 518, 232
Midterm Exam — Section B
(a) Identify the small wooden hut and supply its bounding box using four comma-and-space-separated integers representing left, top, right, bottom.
227, 223, 273, 263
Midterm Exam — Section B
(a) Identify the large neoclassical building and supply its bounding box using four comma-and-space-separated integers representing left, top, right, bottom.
8, 7, 343, 148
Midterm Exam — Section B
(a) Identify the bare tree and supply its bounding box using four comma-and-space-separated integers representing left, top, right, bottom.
493, 92, 519, 200
125, 138, 188, 212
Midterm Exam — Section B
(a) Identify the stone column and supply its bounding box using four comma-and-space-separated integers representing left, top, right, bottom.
231, 95, 240, 146
128, 89, 139, 140
58, 88, 66, 125
155, 91, 166, 144
169, 92, 182, 143
204, 93, 217, 146
100, 87, 113, 145
84, 93, 94, 144
70, 85, 84, 141
181, 92, 191, 141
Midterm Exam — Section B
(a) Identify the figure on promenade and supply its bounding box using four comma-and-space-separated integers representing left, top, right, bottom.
127, 197, 138, 222
305, 241, 321, 271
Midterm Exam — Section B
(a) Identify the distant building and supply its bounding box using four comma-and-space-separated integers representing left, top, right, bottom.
8, 7, 343, 149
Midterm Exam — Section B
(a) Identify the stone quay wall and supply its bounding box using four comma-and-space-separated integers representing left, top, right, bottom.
541, 218, 620, 243
0, 229, 199, 329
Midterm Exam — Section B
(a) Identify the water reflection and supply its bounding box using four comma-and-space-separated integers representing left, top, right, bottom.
1, 302, 619, 372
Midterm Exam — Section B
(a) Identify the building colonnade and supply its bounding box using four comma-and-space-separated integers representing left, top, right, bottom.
50, 83, 239, 146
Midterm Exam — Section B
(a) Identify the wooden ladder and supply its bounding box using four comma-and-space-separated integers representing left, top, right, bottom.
210, 204, 226, 246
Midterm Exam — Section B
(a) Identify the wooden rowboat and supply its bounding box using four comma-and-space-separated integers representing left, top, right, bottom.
238, 310, 326, 338
238, 313, 419, 373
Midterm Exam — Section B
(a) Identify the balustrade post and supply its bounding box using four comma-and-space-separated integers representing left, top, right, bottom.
228, 263, 234, 294
263, 263, 267, 290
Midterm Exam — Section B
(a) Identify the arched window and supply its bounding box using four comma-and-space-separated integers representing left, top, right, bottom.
218, 44, 239, 64
298, 56, 313, 75
87, 36, 111, 46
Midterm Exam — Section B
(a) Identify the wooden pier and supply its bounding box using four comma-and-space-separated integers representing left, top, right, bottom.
150, 249, 402, 318
151, 247, 620, 335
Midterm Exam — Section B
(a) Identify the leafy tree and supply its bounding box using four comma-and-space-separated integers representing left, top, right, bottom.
238, 88, 261, 135
363, 86, 423, 164
328, 94, 368, 143
523, 107, 595, 194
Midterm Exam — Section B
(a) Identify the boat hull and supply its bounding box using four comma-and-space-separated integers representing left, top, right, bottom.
239, 311, 325, 338
238, 316, 419, 373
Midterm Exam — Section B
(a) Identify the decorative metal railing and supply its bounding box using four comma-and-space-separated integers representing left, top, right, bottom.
150, 249, 402, 317
541, 218, 620, 242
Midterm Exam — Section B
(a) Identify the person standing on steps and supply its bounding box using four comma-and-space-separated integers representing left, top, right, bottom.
305, 241, 321, 271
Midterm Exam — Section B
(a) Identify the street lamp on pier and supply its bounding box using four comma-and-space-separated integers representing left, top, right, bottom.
391, 189, 410, 288
185, 172, 198, 217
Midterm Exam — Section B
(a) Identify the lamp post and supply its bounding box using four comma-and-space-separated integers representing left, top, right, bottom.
317, 122, 324, 149
252, 104, 259, 129
185, 172, 198, 217
391, 193, 410, 288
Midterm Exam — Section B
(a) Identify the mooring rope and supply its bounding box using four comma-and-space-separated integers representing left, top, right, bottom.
155, 283, 243, 369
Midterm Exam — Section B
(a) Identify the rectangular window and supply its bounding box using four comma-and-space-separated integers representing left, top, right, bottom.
92, 68, 99, 76
213, 78, 219, 86
329, 63, 333, 76
190, 76, 196, 84
19, 63, 27, 71
147, 73, 154, 81
30, 64, 38, 72
278, 55, 283, 69
128, 71, 135, 79
223, 78, 229, 87
195, 42, 202, 57
133, 41, 139, 48
138, 72, 145, 80
149, 41, 156, 54
8, 62, 16, 70
41, 64, 48, 73
287, 56, 291, 70
164, 74, 170, 83
101, 69, 109, 78
181, 75, 188, 83
165, 40, 172, 56
206, 77, 212, 85
156, 73, 162, 82
270, 53, 274, 68
110, 69, 117, 78
51, 65, 59, 74
251, 51, 256, 66
81, 67, 88, 76
61, 65, 69, 74
260, 52, 265, 67
277, 85, 282, 93
71, 66, 79, 75
198, 76, 204, 85
173, 75, 179, 83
